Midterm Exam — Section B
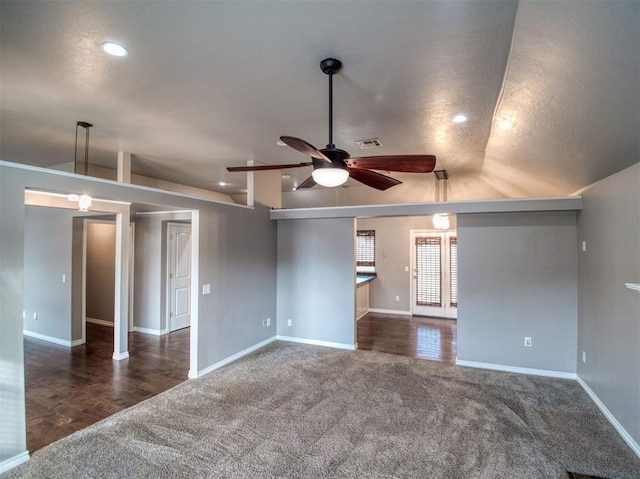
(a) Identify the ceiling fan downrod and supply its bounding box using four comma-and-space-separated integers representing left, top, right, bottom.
320, 58, 342, 149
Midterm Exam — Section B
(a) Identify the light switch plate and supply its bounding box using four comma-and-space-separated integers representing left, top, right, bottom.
202, 284, 211, 295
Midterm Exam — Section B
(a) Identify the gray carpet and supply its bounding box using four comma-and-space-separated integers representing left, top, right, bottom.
5, 342, 640, 478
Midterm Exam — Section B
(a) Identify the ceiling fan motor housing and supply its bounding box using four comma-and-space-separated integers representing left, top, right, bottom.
320, 58, 342, 75
314, 147, 350, 171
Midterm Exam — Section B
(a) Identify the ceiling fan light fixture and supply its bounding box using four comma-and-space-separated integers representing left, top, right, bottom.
312, 167, 349, 187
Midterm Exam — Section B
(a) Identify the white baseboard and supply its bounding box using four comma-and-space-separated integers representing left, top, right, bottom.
190, 336, 277, 379
112, 351, 130, 361
23, 330, 80, 348
133, 326, 167, 336
455, 359, 577, 380
86, 317, 114, 327
276, 335, 356, 351
368, 308, 412, 316
0, 451, 29, 474
577, 376, 640, 459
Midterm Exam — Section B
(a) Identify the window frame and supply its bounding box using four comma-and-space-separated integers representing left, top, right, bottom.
356, 230, 376, 273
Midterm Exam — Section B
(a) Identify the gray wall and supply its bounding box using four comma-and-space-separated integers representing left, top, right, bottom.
0, 162, 277, 463
86, 222, 116, 323
577, 162, 640, 446
134, 212, 191, 332
277, 218, 356, 346
197, 204, 278, 367
0, 171, 27, 464
23, 206, 76, 340
357, 215, 457, 312
457, 211, 578, 373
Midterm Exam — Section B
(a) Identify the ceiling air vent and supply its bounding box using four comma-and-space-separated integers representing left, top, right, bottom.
356, 138, 383, 149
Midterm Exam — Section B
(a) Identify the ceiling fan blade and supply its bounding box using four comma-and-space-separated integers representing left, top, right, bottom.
347, 155, 436, 173
227, 162, 312, 172
348, 168, 402, 191
280, 136, 331, 163
295, 175, 317, 190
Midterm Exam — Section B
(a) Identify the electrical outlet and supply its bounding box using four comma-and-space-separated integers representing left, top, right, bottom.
266, 317, 271, 326
582, 241, 586, 252
62, 274, 66, 283
524, 337, 532, 347
582, 351, 586, 363
287, 319, 292, 327
395, 295, 400, 302
262, 319, 267, 327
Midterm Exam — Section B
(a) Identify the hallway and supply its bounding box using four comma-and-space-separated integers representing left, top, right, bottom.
357, 313, 457, 363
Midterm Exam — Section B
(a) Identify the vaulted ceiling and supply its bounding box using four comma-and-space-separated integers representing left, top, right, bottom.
1, 1, 638, 202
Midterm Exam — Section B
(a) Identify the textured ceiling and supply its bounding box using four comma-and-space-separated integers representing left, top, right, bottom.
1, 1, 638, 200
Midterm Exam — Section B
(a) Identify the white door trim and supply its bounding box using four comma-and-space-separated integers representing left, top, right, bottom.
188, 210, 200, 379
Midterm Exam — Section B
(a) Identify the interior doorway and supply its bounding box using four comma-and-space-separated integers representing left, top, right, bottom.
21, 192, 199, 452
410, 231, 457, 319
84, 219, 116, 331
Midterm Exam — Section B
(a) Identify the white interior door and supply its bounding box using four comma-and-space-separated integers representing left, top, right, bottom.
411, 231, 457, 319
168, 223, 192, 332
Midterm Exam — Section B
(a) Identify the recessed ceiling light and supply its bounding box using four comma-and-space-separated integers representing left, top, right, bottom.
101, 41, 128, 57
282, 174, 291, 179
218, 181, 227, 186
452, 114, 468, 124
276, 140, 287, 147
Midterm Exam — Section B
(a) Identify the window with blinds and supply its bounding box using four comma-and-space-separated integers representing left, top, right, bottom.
356, 230, 375, 268
416, 236, 441, 306
449, 237, 458, 308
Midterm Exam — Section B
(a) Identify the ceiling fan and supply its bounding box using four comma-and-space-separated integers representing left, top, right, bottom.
227, 58, 437, 190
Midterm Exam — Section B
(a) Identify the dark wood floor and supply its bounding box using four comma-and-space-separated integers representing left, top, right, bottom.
24, 323, 189, 452
357, 312, 457, 363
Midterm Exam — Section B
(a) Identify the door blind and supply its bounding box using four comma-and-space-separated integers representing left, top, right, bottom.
416, 236, 441, 306
449, 236, 458, 308
356, 230, 375, 267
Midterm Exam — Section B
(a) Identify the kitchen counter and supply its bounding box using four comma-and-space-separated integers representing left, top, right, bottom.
356, 274, 376, 286
356, 274, 375, 320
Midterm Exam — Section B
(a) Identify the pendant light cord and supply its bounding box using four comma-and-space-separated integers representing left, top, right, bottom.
328, 71, 334, 148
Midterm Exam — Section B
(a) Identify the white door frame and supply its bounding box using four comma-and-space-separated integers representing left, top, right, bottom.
82, 219, 116, 343
24, 190, 200, 376
81, 219, 136, 342
188, 210, 199, 379
128, 222, 135, 333
410, 230, 457, 319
